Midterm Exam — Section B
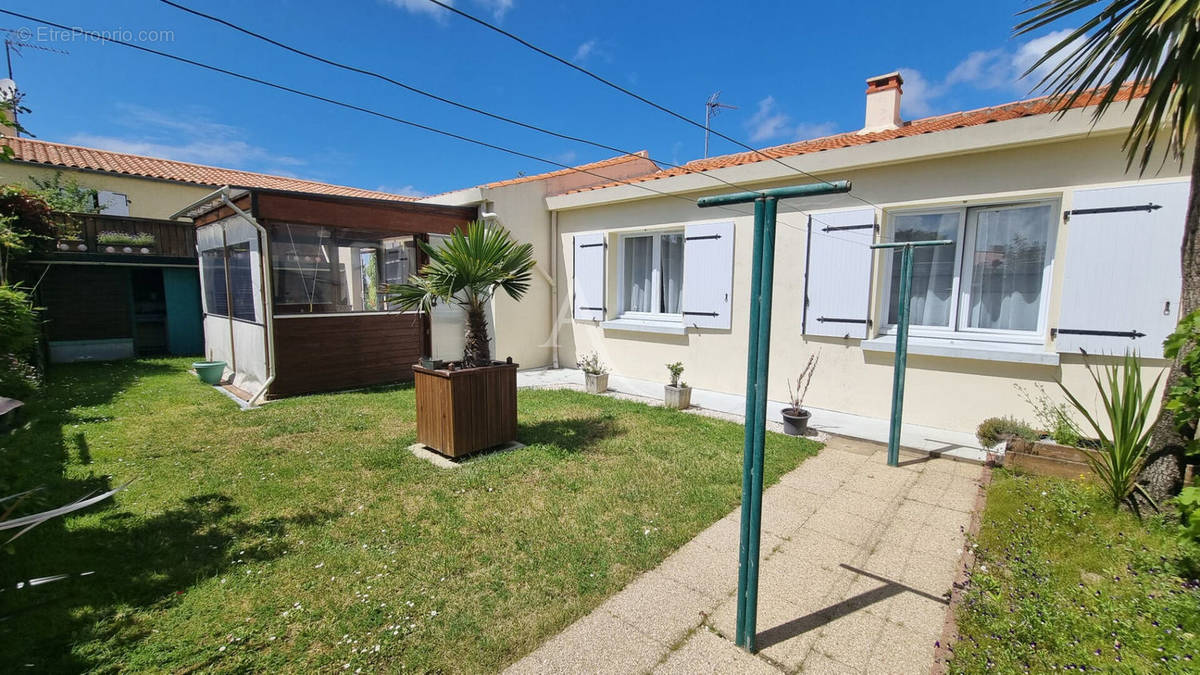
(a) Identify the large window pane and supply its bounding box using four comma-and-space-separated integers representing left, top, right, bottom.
382, 237, 417, 311
966, 204, 1051, 331
622, 235, 653, 312
272, 224, 340, 313
201, 247, 228, 317
888, 212, 961, 326
228, 243, 256, 322
659, 233, 684, 313
271, 225, 416, 314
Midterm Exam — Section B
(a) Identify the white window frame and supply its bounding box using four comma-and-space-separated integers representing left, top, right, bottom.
879, 198, 1058, 344
616, 230, 684, 321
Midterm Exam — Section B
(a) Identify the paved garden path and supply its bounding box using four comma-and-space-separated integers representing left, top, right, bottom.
505, 437, 983, 674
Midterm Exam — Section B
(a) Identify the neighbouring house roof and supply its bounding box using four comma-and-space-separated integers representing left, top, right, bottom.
479, 151, 658, 189
2, 136, 416, 201
565, 84, 1148, 195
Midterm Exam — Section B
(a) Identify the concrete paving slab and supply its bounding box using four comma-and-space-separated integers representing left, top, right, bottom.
865, 620, 940, 674
503, 436, 980, 675
651, 628, 779, 675
506, 610, 667, 675
653, 539, 739, 601
598, 570, 710, 646
801, 651, 862, 674
811, 609, 888, 671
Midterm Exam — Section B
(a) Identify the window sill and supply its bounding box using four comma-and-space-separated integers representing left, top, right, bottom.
600, 317, 687, 335
861, 335, 1059, 365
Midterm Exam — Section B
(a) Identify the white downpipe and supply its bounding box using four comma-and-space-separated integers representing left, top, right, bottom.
220, 193, 276, 407
550, 210, 559, 369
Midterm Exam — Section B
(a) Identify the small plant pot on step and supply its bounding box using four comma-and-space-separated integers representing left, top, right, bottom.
193, 361, 227, 385
781, 407, 811, 437
585, 372, 609, 394
664, 384, 691, 409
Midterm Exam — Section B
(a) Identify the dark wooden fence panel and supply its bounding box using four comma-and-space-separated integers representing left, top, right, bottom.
38, 266, 132, 341
270, 312, 424, 397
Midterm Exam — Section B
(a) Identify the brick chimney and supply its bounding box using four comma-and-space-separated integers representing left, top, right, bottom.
861, 72, 903, 133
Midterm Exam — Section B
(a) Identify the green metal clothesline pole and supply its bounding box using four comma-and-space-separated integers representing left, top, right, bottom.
869, 240, 953, 466
698, 180, 851, 652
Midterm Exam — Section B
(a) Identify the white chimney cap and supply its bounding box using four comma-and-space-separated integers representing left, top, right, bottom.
860, 72, 904, 134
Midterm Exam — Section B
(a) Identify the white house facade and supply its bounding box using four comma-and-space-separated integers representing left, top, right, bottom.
427, 75, 1191, 449
554, 80, 1190, 442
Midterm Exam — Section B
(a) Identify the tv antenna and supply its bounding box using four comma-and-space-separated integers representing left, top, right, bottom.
704, 91, 737, 158
1, 29, 70, 79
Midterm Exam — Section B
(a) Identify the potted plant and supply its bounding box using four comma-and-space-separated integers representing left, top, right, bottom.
579, 351, 609, 394
781, 353, 818, 436
387, 221, 534, 458
664, 361, 691, 409
192, 360, 227, 385
56, 223, 86, 252
129, 231, 156, 254
97, 230, 132, 253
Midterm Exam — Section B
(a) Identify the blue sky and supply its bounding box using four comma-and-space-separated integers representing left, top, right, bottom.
2, 1, 1077, 196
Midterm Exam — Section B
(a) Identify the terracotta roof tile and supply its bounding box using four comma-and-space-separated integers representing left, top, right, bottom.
480, 152, 656, 189
566, 84, 1147, 194
3, 137, 416, 201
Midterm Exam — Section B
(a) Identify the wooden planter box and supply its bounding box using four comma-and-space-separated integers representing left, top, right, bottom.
1005, 437, 1100, 479
413, 361, 518, 458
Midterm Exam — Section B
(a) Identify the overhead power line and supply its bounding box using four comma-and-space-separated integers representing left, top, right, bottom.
0, 9, 873, 249
151, 1, 876, 246
422, 0, 886, 214
157, 0, 797, 200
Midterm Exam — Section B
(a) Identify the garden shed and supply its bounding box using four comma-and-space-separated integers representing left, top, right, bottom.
179, 187, 476, 403
29, 212, 204, 362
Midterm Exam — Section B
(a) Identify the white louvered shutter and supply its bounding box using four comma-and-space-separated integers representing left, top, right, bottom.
803, 207, 876, 339
97, 191, 130, 216
681, 221, 735, 329
573, 233, 606, 321
1056, 180, 1190, 358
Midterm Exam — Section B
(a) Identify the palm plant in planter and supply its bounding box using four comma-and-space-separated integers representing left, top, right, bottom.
781, 353, 818, 436
579, 351, 609, 394
664, 361, 691, 409
386, 221, 534, 458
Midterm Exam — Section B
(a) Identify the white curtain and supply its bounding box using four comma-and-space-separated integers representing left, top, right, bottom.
967, 205, 1050, 331
889, 212, 960, 326
622, 235, 653, 312
659, 233, 684, 313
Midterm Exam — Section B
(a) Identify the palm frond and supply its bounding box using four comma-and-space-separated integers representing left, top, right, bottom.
384, 220, 536, 311
1015, 0, 1200, 171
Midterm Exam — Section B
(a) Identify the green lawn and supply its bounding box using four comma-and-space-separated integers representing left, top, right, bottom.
951, 470, 1200, 673
0, 358, 818, 673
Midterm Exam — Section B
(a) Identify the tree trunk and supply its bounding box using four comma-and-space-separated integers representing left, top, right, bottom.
1140, 133, 1200, 503
463, 303, 491, 368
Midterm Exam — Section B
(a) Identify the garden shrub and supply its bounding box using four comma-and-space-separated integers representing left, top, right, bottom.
1016, 382, 1085, 446
1180, 487, 1200, 544
976, 415, 1037, 447
0, 284, 39, 398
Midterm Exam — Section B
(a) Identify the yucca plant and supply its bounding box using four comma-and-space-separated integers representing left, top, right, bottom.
386, 221, 534, 368
1059, 352, 1163, 509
